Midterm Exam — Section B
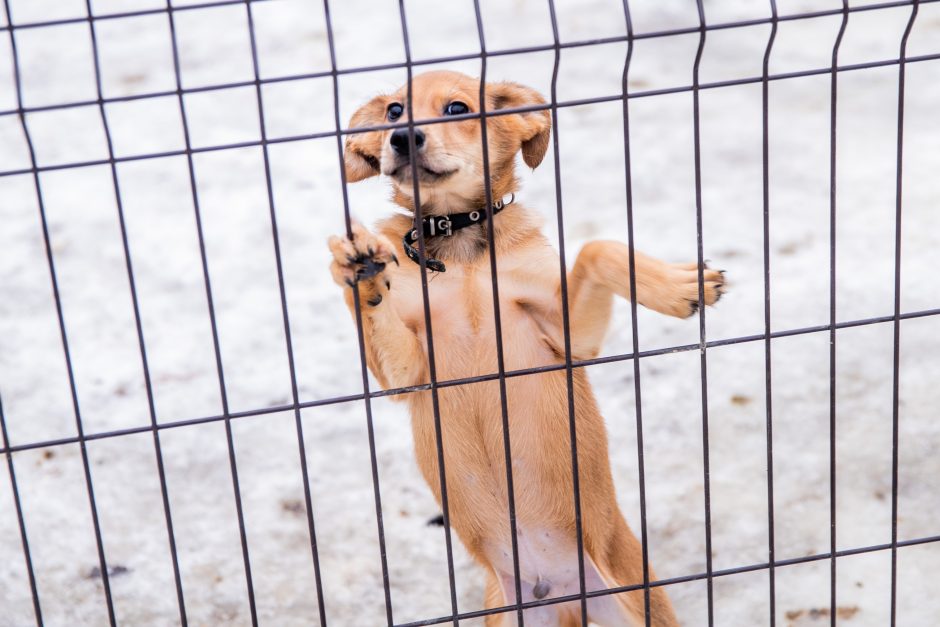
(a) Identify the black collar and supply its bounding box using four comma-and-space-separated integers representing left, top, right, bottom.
402, 193, 514, 272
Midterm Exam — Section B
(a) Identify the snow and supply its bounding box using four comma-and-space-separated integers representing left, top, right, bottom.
1, 0, 938, 625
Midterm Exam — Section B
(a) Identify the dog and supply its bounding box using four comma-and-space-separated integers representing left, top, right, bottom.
329, 71, 724, 626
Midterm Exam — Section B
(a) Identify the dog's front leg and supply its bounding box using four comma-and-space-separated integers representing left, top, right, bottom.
329, 223, 427, 391
565, 240, 725, 358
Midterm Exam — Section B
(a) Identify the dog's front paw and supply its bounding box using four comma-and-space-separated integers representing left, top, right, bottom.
663, 262, 726, 318
328, 223, 398, 306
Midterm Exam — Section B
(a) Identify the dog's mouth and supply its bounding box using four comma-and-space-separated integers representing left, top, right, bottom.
389, 163, 456, 184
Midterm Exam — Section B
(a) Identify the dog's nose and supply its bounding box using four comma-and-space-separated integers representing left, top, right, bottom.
390, 128, 425, 156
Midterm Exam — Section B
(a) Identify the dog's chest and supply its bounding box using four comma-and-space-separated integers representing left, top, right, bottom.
393, 262, 553, 378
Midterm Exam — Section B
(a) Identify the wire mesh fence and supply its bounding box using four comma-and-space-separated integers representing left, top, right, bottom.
1, 0, 938, 625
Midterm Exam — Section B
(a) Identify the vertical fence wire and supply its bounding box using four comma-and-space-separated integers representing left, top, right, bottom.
469, 2, 526, 624
1, 2, 117, 624
319, 0, 381, 622
690, 1, 715, 623
828, 5, 850, 624
760, 2, 779, 625
891, 3, 920, 624
163, 2, 258, 622
244, 2, 335, 624
82, 1, 188, 623
544, 0, 590, 624
0, 396, 42, 626
396, 2, 462, 623
618, 1, 653, 625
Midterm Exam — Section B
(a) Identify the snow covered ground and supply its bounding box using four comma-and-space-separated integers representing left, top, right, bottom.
1, 0, 939, 625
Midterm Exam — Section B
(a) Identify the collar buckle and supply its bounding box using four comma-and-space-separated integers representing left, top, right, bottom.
429, 216, 453, 237
404, 193, 516, 272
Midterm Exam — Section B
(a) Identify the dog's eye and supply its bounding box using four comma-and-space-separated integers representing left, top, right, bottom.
444, 101, 469, 116
387, 102, 404, 122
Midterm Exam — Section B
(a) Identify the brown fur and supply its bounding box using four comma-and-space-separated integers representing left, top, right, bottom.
329, 71, 725, 626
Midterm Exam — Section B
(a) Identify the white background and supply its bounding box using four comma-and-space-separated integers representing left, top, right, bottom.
1, 0, 938, 625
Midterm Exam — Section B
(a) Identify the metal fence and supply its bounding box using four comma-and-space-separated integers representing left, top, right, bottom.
1, 0, 938, 625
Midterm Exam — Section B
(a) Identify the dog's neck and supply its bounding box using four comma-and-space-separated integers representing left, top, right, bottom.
382, 175, 539, 270
391, 174, 518, 217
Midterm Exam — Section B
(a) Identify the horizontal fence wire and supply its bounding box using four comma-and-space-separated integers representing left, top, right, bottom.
393, 533, 940, 627
1, 0, 938, 625
0, 0, 930, 35
3, 308, 938, 458
3, 52, 940, 180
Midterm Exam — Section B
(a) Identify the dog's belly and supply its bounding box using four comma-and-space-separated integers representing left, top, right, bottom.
482, 523, 580, 591
482, 524, 629, 625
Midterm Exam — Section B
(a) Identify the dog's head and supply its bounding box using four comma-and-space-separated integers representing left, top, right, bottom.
344, 71, 550, 206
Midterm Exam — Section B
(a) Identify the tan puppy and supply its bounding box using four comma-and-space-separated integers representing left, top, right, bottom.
329, 71, 723, 626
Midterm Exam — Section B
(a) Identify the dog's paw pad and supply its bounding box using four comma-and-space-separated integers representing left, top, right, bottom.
329, 223, 398, 291
661, 262, 727, 318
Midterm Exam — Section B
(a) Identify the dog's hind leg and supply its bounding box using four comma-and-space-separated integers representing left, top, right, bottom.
586, 519, 679, 627
483, 570, 509, 627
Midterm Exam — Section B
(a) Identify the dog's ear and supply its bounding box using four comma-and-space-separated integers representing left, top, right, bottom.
344, 95, 388, 182
487, 82, 551, 169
